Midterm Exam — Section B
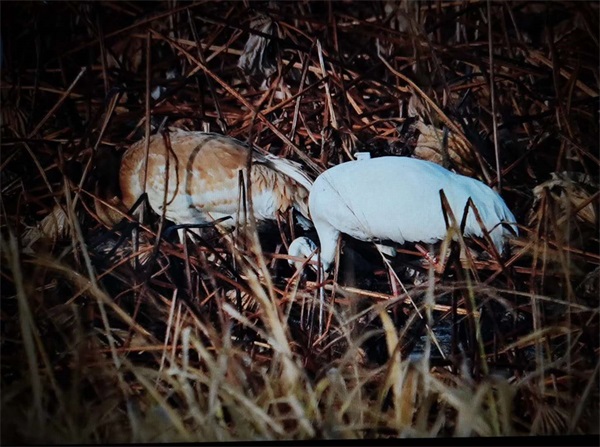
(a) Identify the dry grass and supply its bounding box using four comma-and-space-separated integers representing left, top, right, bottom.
1, 1, 598, 443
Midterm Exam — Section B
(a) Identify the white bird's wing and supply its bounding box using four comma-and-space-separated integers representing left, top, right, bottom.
310, 157, 518, 260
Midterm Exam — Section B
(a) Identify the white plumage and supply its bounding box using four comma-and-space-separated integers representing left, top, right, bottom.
304, 156, 518, 272
287, 236, 318, 272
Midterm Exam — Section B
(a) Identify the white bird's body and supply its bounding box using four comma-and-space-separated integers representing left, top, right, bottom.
308, 156, 518, 271
118, 130, 313, 230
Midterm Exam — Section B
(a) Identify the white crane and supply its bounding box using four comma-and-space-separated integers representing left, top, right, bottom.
116, 129, 313, 233
293, 156, 518, 274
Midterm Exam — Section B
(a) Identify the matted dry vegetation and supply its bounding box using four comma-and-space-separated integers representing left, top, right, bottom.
1, 1, 598, 443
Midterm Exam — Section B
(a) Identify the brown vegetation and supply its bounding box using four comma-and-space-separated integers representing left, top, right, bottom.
1, 1, 598, 442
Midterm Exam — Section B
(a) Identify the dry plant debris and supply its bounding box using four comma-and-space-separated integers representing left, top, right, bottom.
1, 1, 598, 443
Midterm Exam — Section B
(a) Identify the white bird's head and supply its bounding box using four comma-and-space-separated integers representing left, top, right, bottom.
287, 236, 319, 273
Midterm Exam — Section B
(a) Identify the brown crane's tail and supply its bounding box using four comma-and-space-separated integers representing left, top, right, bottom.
95, 134, 316, 230
260, 153, 314, 228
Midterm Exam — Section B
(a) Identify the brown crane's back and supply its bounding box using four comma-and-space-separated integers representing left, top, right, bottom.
117, 130, 312, 230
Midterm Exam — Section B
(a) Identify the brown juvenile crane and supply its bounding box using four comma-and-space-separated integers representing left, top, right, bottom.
99, 129, 313, 237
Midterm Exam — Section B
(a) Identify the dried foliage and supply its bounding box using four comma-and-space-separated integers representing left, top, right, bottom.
1, 1, 598, 443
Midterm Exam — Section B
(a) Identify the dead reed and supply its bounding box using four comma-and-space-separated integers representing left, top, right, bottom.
1, 1, 598, 442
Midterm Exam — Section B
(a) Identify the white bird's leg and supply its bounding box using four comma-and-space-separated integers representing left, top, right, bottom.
178, 227, 195, 296
321, 236, 343, 337
318, 260, 325, 336
130, 197, 148, 270
386, 258, 402, 298
374, 243, 400, 296
131, 216, 139, 269
377, 250, 405, 326
308, 251, 327, 338
306, 226, 340, 338
235, 169, 247, 251
313, 242, 336, 339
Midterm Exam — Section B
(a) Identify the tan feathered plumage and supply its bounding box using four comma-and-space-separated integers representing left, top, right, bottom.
117, 129, 312, 230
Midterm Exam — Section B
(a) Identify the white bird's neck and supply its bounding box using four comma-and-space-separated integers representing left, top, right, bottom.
316, 225, 340, 273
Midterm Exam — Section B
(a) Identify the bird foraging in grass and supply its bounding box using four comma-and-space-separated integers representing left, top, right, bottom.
292, 156, 518, 275
287, 235, 319, 273
114, 129, 313, 234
